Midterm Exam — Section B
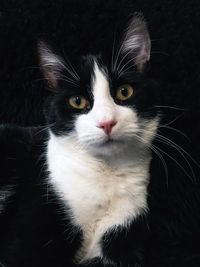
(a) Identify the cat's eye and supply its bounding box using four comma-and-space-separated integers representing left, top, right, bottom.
116, 84, 134, 101
68, 96, 89, 110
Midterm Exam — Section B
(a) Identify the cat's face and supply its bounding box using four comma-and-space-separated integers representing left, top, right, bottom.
39, 15, 159, 156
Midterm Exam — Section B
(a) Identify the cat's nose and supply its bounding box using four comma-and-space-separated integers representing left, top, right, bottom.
97, 120, 117, 135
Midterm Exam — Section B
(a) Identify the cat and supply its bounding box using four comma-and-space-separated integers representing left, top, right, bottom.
0, 14, 160, 267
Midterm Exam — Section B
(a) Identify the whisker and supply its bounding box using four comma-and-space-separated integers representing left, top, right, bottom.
155, 133, 200, 170
140, 126, 199, 180
35, 123, 56, 136
155, 145, 193, 181
158, 125, 190, 142
59, 77, 79, 87
111, 32, 117, 71
66, 61, 79, 81
151, 144, 169, 187
64, 61, 80, 81
62, 50, 80, 80
117, 56, 137, 77
113, 40, 124, 72
115, 49, 132, 74
134, 134, 169, 186
59, 73, 79, 83
162, 113, 184, 127
153, 105, 186, 111
32, 76, 79, 87
154, 135, 196, 181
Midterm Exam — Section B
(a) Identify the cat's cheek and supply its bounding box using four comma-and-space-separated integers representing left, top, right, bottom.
74, 114, 104, 143
139, 117, 159, 145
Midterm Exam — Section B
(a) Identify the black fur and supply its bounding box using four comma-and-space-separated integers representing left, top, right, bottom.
0, 126, 80, 266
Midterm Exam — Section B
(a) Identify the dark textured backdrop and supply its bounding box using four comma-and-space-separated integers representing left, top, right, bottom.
0, 0, 200, 266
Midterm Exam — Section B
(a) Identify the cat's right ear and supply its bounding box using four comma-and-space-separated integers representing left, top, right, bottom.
38, 41, 64, 91
121, 13, 151, 72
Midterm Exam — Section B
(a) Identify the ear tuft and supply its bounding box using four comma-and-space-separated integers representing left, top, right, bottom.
38, 40, 64, 89
122, 13, 151, 71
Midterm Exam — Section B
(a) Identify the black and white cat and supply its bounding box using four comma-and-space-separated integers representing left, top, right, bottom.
0, 15, 159, 267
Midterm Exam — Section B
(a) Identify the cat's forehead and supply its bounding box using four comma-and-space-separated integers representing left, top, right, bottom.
79, 55, 105, 75
92, 61, 110, 98
77, 55, 109, 93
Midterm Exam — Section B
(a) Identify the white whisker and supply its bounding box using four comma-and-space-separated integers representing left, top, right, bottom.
113, 40, 124, 72
154, 134, 196, 181
115, 49, 132, 74
62, 61, 79, 81
35, 123, 56, 136
111, 32, 117, 72
62, 50, 80, 80
59, 76, 79, 87
117, 56, 138, 77
155, 133, 200, 171
154, 105, 186, 111
156, 145, 193, 181
158, 125, 190, 142
140, 126, 199, 180
134, 133, 169, 186
162, 114, 184, 127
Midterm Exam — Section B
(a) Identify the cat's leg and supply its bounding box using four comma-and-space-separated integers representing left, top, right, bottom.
75, 215, 148, 267
100, 214, 149, 267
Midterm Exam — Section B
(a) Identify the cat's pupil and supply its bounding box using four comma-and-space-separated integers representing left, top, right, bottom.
121, 87, 128, 97
75, 97, 81, 106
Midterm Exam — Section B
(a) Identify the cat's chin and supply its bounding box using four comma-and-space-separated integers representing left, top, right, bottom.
85, 138, 128, 157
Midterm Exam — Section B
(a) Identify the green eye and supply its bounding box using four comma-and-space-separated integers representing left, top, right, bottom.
116, 84, 134, 101
68, 96, 89, 110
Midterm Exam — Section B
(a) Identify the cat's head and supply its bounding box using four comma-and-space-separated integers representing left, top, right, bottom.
39, 14, 159, 157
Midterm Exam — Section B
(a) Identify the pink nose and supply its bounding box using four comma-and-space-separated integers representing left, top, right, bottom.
97, 120, 117, 135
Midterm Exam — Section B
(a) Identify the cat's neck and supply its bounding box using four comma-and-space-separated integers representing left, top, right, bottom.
46, 131, 152, 212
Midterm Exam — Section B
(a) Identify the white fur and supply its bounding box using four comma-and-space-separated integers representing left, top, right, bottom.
47, 63, 158, 263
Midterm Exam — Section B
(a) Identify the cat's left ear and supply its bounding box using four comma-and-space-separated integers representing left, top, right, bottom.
121, 13, 151, 71
38, 41, 65, 90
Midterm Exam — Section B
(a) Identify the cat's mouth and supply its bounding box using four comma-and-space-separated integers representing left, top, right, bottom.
84, 135, 130, 156
100, 137, 124, 146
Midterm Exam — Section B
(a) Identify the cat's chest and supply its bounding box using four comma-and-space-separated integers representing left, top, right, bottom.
64, 165, 143, 229
47, 136, 150, 262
